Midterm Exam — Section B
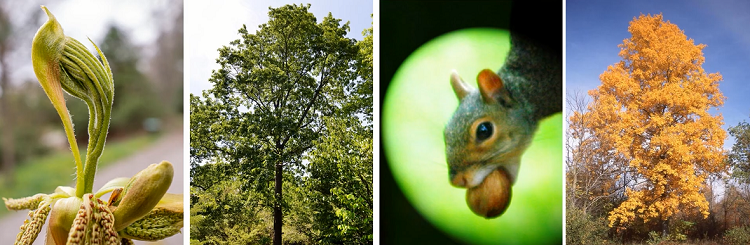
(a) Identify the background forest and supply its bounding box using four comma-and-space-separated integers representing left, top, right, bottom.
566, 3, 750, 245
189, 3, 373, 245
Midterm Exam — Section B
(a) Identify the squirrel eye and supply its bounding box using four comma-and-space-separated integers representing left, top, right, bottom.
475, 122, 493, 141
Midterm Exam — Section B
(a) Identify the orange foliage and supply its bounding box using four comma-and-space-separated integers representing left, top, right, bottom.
579, 14, 726, 228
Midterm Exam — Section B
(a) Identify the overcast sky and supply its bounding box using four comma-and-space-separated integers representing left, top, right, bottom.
49, 0, 168, 46
567, 0, 750, 148
186, 0, 373, 95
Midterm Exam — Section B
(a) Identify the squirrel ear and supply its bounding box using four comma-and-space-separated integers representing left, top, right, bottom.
450, 70, 472, 100
477, 69, 512, 105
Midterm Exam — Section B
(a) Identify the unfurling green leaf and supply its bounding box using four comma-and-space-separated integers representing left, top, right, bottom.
31, 5, 115, 197
31, 5, 86, 197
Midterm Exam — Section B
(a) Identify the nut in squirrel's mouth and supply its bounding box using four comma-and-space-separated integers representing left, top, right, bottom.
450, 164, 501, 188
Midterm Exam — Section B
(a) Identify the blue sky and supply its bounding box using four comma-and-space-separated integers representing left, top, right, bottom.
566, 0, 750, 148
187, 0, 373, 95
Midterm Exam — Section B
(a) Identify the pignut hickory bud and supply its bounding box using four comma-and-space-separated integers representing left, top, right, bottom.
113, 161, 174, 231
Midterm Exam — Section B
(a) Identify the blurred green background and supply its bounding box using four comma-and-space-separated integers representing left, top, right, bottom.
382, 28, 562, 245
0, 0, 183, 218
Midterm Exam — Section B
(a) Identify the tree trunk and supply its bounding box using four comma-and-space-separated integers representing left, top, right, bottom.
723, 201, 727, 230
273, 160, 283, 245
662, 217, 670, 239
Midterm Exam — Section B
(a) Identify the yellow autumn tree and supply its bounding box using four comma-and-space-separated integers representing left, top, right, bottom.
583, 14, 726, 233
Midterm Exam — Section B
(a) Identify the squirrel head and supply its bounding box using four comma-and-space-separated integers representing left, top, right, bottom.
444, 69, 535, 189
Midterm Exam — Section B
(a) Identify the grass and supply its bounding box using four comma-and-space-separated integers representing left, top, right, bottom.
0, 132, 161, 218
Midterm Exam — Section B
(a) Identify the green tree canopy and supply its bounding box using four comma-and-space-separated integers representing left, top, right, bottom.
727, 120, 750, 183
190, 4, 372, 245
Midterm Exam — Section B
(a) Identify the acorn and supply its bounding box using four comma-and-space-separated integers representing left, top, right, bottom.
465, 167, 512, 218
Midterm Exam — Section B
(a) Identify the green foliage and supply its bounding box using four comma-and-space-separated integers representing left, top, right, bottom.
724, 226, 750, 245
347, 15, 373, 122
306, 117, 372, 244
190, 161, 320, 245
190, 162, 271, 244
668, 220, 694, 242
727, 121, 750, 183
190, 4, 372, 245
282, 180, 315, 245
647, 231, 664, 245
566, 206, 611, 245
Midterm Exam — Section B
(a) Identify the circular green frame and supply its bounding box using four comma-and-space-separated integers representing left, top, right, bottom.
382, 28, 562, 244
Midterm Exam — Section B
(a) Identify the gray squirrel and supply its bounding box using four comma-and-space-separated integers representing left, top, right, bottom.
444, 33, 562, 218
